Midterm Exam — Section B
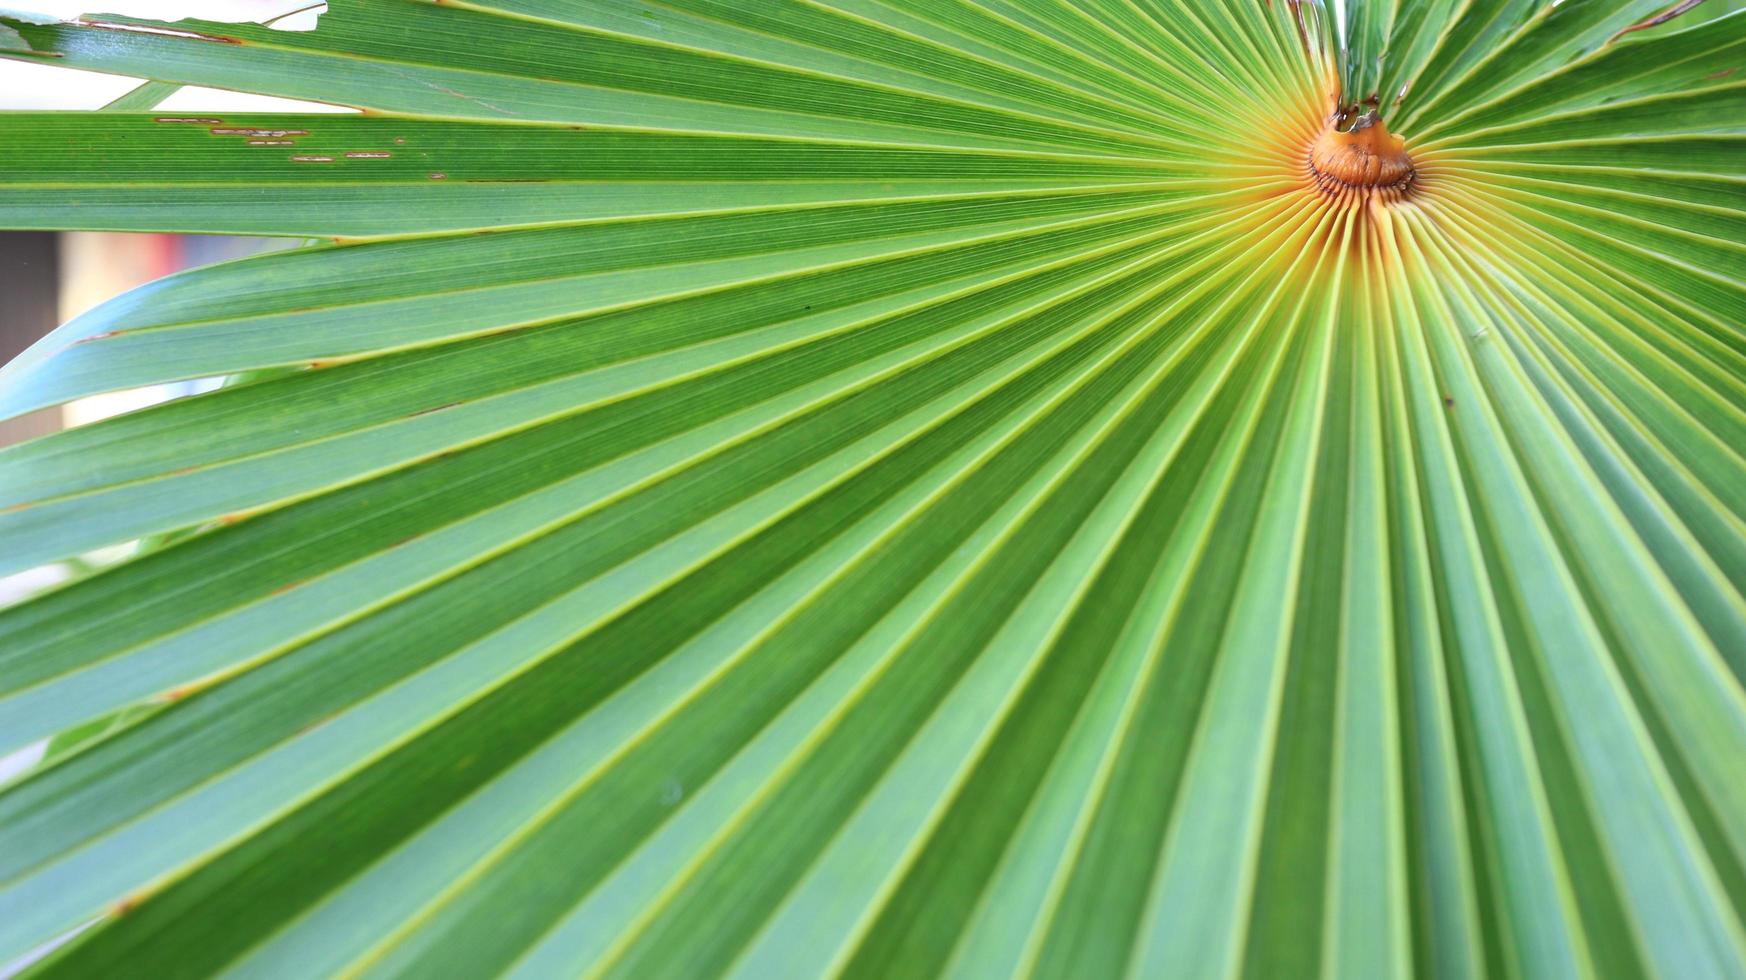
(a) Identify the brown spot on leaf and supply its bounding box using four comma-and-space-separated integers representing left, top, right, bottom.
212, 127, 308, 137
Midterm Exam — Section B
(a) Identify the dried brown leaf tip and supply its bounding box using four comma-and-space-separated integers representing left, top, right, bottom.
1610, 0, 1709, 43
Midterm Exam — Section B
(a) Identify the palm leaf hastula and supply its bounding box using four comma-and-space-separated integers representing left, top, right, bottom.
0, 0, 1743, 976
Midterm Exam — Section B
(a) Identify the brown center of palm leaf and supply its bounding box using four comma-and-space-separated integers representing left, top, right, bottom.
1307, 109, 1415, 196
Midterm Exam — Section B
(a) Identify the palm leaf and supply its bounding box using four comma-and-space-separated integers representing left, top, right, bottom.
1, 0, 1743, 975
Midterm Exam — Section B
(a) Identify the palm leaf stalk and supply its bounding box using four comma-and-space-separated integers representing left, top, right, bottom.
0, 0, 1743, 975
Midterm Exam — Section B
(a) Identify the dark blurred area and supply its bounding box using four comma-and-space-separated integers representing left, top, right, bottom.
0, 232, 59, 448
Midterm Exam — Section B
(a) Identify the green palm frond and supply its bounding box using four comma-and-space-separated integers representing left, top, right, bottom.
0, 0, 1743, 975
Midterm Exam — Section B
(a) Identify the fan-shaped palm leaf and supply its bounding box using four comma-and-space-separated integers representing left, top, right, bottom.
0, 0, 1743, 975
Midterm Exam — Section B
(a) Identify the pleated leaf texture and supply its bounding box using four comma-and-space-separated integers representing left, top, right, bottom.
2, 0, 1745, 976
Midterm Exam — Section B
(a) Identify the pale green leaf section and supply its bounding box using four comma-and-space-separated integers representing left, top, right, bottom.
100, 79, 181, 111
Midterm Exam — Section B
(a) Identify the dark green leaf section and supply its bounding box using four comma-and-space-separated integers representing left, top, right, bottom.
0, 112, 1172, 236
